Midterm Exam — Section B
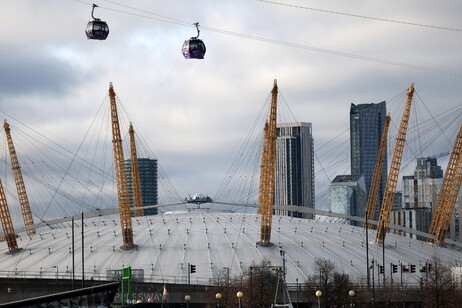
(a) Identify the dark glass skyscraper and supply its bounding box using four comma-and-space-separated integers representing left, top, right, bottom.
350, 101, 387, 220
125, 158, 158, 216
275, 122, 315, 218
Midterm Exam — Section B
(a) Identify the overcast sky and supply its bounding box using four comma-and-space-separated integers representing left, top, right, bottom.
1, 0, 461, 221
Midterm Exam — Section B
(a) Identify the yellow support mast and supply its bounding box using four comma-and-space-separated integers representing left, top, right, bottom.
258, 80, 278, 246
4, 120, 35, 235
109, 83, 135, 249
0, 177, 19, 253
376, 83, 415, 243
429, 123, 462, 244
364, 115, 390, 228
128, 123, 144, 217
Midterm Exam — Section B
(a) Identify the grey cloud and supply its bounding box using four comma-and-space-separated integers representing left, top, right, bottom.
0, 47, 83, 98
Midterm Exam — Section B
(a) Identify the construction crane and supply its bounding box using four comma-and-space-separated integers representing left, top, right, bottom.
427, 151, 450, 160
4, 120, 35, 235
258, 80, 278, 246
0, 177, 19, 253
109, 83, 135, 249
376, 83, 415, 243
428, 123, 462, 244
128, 122, 144, 217
364, 115, 390, 228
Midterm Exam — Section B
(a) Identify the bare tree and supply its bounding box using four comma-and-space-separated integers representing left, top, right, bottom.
306, 258, 354, 307
205, 260, 279, 308
420, 256, 459, 308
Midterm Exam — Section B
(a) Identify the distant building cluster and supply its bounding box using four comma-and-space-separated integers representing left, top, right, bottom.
321, 101, 461, 242
122, 103, 459, 242
390, 157, 460, 242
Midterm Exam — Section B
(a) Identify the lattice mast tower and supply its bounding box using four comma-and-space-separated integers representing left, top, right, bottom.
364, 115, 390, 228
429, 123, 462, 244
4, 120, 35, 235
128, 122, 144, 217
258, 80, 278, 246
0, 178, 19, 253
375, 83, 414, 243
109, 83, 135, 249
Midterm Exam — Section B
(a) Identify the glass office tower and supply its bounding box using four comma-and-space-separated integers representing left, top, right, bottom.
350, 101, 387, 220
275, 122, 315, 218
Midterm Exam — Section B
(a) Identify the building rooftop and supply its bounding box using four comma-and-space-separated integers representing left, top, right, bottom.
332, 175, 364, 183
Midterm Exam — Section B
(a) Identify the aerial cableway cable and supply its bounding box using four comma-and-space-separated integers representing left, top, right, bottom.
256, 0, 462, 32
71, 0, 461, 76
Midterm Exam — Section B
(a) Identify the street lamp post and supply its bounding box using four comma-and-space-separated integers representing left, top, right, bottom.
349, 290, 355, 307
52, 266, 58, 288
296, 278, 299, 308
237, 291, 243, 308
250, 266, 253, 307
216, 292, 222, 307
184, 295, 190, 308
280, 249, 287, 304
315, 290, 322, 308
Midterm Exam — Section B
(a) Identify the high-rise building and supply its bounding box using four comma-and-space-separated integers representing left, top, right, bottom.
391, 157, 444, 240
328, 175, 367, 226
414, 157, 443, 179
275, 122, 315, 218
350, 102, 387, 220
125, 158, 158, 216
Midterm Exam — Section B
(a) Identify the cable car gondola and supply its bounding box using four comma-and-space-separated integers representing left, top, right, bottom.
85, 4, 109, 40
182, 23, 206, 59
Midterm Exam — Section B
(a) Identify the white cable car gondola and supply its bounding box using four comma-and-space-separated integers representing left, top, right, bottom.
182, 23, 206, 59
85, 4, 109, 40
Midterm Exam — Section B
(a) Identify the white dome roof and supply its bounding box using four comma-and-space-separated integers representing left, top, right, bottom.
1, 209, 461, 286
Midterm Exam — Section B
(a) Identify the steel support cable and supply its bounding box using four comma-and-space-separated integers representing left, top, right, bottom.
37, 94, 114, 220
228, 139, 260, 203
132, 131, 183, 204
0, 108, 117, 190
239, 100, 274, 205
218, 135, 261, 203
1, 122, 103, 219
313, 152, 334, 208
116, 98, 184, 203
315, 127, 349, 151
415, 92, 456, 146
96, 95, 182, 208
213, 95, 269, 202
71, 0, 462, 76
394, 95, 461, 169
256, 0, 462, 32
226, 126, 263, 203
315, 138, 350, 173
277, 91, 298, 124
403, 104, 462, 155
412, 97, 423, 155
79, 99, 113, 206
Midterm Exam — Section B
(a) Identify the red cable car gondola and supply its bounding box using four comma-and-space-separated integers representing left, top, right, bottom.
182, 23, 206, 59
85, 4, 109, 40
